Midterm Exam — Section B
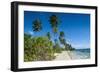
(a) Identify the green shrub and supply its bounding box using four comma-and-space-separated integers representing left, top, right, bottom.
24, 34, 55, 62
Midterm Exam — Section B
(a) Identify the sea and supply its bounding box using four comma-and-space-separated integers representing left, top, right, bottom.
71, 48, 90, 59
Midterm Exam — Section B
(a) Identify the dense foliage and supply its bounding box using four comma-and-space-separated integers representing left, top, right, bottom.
24, 34, 55, 62
24, 14, 75, 62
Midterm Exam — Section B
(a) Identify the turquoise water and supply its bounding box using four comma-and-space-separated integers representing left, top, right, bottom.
71, 48, 90, 59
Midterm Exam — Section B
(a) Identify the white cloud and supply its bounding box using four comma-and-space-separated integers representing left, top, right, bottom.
28, 31, 34, 35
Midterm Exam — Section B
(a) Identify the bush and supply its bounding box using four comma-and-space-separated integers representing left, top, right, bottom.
24, 34, 55, 62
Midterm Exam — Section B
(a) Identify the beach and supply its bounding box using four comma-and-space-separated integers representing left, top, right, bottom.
54, 49, 90, 60
54, 51, 72, 60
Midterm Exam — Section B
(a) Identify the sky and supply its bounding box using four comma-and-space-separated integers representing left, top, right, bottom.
24, 11, 90, 49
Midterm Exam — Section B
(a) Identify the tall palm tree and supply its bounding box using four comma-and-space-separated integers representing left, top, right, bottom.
32, 18, 42, 32
49, 15, 58, 29
49, 14, 60, 43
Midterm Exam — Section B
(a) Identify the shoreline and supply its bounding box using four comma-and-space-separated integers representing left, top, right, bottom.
54, 50, 90, 60
54, 51, 72, 60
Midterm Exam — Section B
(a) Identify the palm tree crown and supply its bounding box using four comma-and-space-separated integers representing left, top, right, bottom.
32, 19, 42, 32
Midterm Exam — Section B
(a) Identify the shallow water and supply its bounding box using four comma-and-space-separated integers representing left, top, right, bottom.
71, 49, 90, 59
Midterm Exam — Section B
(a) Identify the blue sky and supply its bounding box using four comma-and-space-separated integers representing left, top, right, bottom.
24, 11, 90, 49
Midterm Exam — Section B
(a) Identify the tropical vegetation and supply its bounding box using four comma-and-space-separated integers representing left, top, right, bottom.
24, 14, 75, 62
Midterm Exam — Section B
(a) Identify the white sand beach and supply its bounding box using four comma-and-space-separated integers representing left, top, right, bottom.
54, 51, 72, 60
54, 50, 90, 60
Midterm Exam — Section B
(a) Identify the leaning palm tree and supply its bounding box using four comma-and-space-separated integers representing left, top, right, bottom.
60, 31, 65, 38
59, 31, 74, 50
32, 18, 42, 32
59, 31, 69, 50
59, 31, 65, 45
46, 32, 51, 40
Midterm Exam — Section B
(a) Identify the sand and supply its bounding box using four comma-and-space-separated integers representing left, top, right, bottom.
54, 51, 72, 60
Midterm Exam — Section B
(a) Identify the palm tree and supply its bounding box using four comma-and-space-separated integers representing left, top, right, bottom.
60, 31, 65, 38
59, 31, 69, 51
59, 31, 75, 51
49, 15, 59, 29
59, 31, 65, 45
46, 32, 51, 40
49, 14, 60, 44
32, 18, 42, 32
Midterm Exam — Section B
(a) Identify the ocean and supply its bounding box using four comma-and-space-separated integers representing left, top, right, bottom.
71, 48, 90, 59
